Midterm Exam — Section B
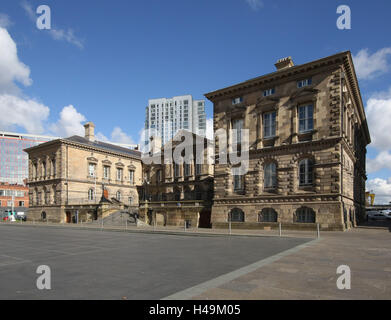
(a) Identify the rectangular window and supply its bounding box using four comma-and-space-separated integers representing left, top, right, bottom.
103, 166, 110, 179
196, 164, 202, 176
88, 163, 96, 177
7, 200, 12, 207
116, 168, 123, 181
33, 163, 38, 178
19, 201, 24, 207
174, 164, 180, 178
298, 105, 314, 133
297, 78, 312, 88
42, 161, 46, 177
263, 112, 276, 138
232, 97, 243, 105
263, 88, 275, 97
184, 164, 191, 177
264, 163, 277, 188
51, 159, 56, 176
232, 118, 244, 144
129, 170, 134, 184
299, 159, 314, 186
234, 175, 244, 191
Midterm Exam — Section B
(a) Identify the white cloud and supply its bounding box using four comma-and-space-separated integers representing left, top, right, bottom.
205, 118, 214, 141
50, 28, 84, 49
366, 88, 391, 152
95, 132, 109, 142
111, 127, 134, 145
0, 13, 11, 28
97, 127, 135, 145
367, 151, 391, 174
0, 27, 49, 134
0, 27, 32, 94
49, 105, 86, 137
21, 1, 84, 49
352, 48, 391, 80
21, 1, 36, 21
0, 94, 50, 134
366, 178, 391, 205
246, 0, 264, 11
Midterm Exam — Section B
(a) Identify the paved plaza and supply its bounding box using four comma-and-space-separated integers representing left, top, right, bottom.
0, 224, 389, 300
0, 224, 310, 299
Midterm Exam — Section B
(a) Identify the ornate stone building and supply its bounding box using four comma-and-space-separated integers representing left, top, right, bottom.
139, 131, 214, 228
205, 52, 370, 231
25, 122, 142, 223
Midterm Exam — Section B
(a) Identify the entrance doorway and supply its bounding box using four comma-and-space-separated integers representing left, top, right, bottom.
66, 211, 71, 223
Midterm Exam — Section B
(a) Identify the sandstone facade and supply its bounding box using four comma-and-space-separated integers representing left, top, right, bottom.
205, 52, 370, 231
25, 123, 142, 223
139, 131, 214, 227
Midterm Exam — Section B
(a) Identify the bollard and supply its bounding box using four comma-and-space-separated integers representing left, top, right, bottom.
279, 222, 282, 237
229, 220, 232, 236
101, 218, 103, 231
125, 219, 127, 231
317, 223, 320, 239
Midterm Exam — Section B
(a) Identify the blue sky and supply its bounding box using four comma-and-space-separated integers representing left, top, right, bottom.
1, 0, 391, 202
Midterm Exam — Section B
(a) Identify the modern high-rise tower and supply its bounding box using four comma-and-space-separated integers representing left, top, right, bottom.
144, 95, 206, 147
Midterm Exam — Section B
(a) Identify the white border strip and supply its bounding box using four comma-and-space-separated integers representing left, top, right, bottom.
162, 238, 320, 300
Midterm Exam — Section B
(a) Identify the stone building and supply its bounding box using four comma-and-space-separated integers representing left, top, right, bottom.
25, 122, 142, 223
139, 130, 214, 228
205, 51, 370, 231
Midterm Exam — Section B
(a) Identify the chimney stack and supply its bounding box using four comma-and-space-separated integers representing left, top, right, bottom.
275, 57, 295, 71
84, 122, 95, 141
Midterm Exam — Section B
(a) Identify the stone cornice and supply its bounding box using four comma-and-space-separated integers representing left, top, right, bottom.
243, 137, 341, 158
205, 52, 348, 101
24, 139, 141, 161
214, 193, 341, 205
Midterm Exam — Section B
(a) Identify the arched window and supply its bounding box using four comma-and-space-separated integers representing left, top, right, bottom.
88, 189, 94, 201
296, 207, 316, 223
299, 159, 314, 186
259, 208, 278, 222
35, 188, 39, 205
264, 163, 277, 188
43, 187, 49, 204
156, 169, 162, 183
52, 186, 57, 204
229, 208, 245, 222
116, 191, 121, 201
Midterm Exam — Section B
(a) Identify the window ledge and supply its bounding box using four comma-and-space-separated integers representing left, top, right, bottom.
298, 185, 316, 192
263, 136, 278, 141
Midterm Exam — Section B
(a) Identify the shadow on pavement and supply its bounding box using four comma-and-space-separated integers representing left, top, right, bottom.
358, 220, 391, 232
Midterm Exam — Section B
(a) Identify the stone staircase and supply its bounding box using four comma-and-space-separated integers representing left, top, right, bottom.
91, 210, 138, 227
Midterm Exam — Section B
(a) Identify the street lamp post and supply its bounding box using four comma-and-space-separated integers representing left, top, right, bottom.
229, 211, 232, 235
144, 178, 152, 225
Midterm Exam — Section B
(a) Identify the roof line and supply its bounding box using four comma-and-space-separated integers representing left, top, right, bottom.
204, 51, 350, 99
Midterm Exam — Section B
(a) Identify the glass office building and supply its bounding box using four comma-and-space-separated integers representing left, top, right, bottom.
0, 132, 59, 185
